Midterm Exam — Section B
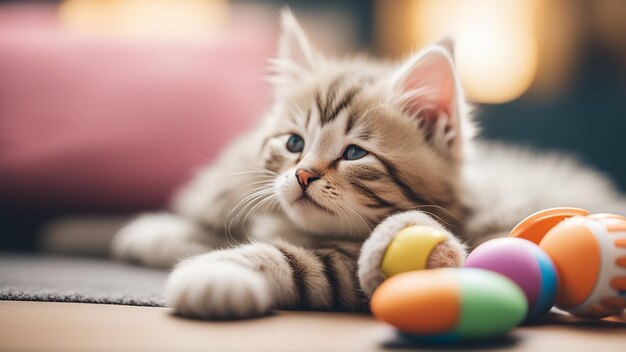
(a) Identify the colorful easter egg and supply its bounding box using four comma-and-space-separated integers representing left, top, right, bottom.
510, 207, 590, 244
539, 215, 626, 318
380, 225, 448, 278
465, 238, 558, 319
371, 268, 527, 342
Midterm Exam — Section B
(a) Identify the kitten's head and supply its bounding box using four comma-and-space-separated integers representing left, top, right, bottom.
260, 10, 474, 238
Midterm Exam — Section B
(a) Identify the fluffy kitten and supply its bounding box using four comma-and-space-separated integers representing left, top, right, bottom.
112, 10, 626, 319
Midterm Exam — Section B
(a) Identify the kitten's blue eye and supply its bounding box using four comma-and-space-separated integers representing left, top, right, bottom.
343, 144, 368, 160
286, 134, 304, 153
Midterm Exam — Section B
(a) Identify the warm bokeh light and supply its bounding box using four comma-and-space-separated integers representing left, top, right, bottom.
58, 0, 229, 41
414, 0, 539, 104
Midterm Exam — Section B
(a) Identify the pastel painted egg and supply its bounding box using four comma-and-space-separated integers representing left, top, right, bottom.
509, 207, 590, 244
539, 215, 626, 318
380, 225, 448, 278
465, 238, 558, 319
371, 268, 527, 342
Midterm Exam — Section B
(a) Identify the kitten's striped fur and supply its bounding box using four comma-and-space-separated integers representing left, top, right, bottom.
112, 10, 626, 319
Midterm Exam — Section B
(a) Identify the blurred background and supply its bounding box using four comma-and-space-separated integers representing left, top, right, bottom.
1, 0, 625, 253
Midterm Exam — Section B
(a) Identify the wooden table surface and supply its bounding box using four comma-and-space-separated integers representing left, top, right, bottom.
1, 301, 624, 352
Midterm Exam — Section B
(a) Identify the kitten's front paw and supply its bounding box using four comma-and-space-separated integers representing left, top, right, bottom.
358, 211, 467, 296
166, 260, 272, 320
111, 213, 210, 268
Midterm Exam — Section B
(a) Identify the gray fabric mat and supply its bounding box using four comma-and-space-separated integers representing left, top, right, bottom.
0, 253, 168, 307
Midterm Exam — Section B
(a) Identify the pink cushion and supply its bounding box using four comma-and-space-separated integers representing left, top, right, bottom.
0, 5, 273, 210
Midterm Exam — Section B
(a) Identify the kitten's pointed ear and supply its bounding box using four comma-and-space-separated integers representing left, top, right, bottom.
390, 43, 463, 159
437, 37, 455, 62
276, 8, 318, 71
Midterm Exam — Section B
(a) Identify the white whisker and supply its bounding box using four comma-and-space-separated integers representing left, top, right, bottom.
241, 194, 276, 236
343, 202, 372, 234
408, 205, 459, 227
225, 186, 274, 244
332, 201, 352, 236
415, 204, 460, 221
226, 196, 268, 244
227, 189, 273, 227
269, 198, 281, 217
225, 186, 275, 223
227, 171, 277, 177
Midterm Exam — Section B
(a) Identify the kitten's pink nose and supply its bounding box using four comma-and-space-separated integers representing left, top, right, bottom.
296, 169, 320, 189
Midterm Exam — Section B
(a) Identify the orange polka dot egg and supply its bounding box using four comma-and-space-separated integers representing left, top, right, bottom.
511, 208, 626, 318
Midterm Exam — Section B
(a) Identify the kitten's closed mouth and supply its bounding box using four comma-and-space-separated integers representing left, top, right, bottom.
294, 193, 335, 215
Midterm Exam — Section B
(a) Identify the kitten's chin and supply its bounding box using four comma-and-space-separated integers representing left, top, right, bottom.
275, 178, 369, 237
277, 194, 367, 237
279, 198, 329, 233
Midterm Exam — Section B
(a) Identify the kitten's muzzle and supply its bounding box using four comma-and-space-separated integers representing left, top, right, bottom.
295, 168, 320, 190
